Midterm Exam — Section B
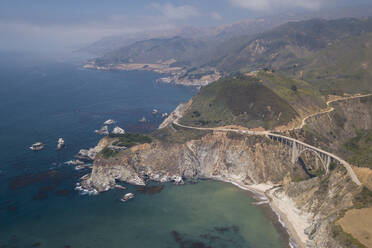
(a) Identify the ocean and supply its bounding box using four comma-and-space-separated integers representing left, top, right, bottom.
0, 52, 289, 248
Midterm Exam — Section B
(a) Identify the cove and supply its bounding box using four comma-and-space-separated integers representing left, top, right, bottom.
0, 180, 289, 248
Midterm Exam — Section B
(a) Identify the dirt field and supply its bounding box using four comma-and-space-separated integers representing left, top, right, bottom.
354, 166, 372, 191
337, 207, 372, 248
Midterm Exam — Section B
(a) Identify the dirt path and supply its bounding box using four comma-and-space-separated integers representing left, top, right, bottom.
294, 93, 372, 131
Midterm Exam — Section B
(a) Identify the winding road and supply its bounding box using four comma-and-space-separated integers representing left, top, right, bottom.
172, 93, 372, 186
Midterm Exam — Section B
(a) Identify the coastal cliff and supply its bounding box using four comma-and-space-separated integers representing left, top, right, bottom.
81, 129, 363, 247
83, 132, 297, 191
80, 94, 372, 248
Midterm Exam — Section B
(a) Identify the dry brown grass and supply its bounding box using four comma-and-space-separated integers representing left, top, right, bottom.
337, 207, 372, 248
354, 166, 372, 191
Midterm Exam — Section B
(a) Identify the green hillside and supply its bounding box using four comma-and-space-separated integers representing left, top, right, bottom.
258, 72, 325, 112
301, 33, 372, 94
344, 129, 372, 169
179, 73, 323, 129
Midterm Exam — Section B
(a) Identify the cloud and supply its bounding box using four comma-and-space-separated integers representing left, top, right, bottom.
151, 3, 200, 20
210, 12, 223, 20
229, 0, 329, 11
0, 15, 178, 53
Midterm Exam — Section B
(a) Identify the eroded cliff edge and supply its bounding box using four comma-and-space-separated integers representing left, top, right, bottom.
81, 134, 359, 247
81, 96, 372, 248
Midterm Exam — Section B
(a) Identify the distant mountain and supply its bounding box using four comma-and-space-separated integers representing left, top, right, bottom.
89, 15, 372, 94
204, 17, 372, 94
81, 13, 312, 56
95, 36, 207, 66
80, 26, 215, 56
81, 4, 372, 56
212, 18, 372, 70
89, 16, 296, 67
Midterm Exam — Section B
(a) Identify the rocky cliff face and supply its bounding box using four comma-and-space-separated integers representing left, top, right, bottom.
82, 132, 297, 192
277, 167, 359, 247
81, 127, 362, 247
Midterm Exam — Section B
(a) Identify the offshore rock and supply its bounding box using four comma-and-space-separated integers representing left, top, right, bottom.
95, 125, 109, 135
57, 138, 65, 150
104, 119, 116, 125
112, 126, 125, 135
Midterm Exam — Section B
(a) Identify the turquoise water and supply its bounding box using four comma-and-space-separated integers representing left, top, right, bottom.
1, 181, 288, 248
0, 53, 288, 248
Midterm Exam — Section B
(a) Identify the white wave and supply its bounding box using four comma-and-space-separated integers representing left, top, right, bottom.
252, 200, 270, 205
74, 183, 99, 196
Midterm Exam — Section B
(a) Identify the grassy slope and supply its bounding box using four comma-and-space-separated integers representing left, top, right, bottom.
150, 124, 211, 144
180, 73, 324, 129
302, 33, 372, 94
258, 71, 326, 114
100, 133, 152, 158
344, 130, 372, 169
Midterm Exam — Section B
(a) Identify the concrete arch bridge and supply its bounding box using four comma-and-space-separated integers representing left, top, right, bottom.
267, 133, 361, 185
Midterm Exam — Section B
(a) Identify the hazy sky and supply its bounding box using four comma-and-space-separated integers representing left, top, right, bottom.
0, 0, 370, 53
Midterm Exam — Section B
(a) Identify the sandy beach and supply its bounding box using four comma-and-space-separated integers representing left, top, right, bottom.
266, 187, 310, 248
222, 180, 310, 248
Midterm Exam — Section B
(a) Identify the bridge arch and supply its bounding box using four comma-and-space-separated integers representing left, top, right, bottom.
295, 148, 329, 172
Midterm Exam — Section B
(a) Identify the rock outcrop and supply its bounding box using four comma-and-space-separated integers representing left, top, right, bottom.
112, 126, 125, 135
77, 138, 111, 161
82, 132, 296, 191
95, 125, 109, 135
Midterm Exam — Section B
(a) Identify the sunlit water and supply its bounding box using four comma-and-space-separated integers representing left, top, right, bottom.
0, 53, 288, 248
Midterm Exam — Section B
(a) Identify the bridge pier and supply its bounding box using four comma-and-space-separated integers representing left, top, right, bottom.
291, 141, 298, 164
326, 156, 331, 174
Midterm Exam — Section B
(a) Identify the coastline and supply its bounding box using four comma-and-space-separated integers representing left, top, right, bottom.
83, 61, 221, 86
267, 190, 308, 248
219, 179, 307, 248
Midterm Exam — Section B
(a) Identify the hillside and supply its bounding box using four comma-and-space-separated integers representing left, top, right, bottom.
179, 73, 325, 130
210, 18, 372, 94
213, 18, 372, 71
301, 32, 372, 94
95, 36, 206, 66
